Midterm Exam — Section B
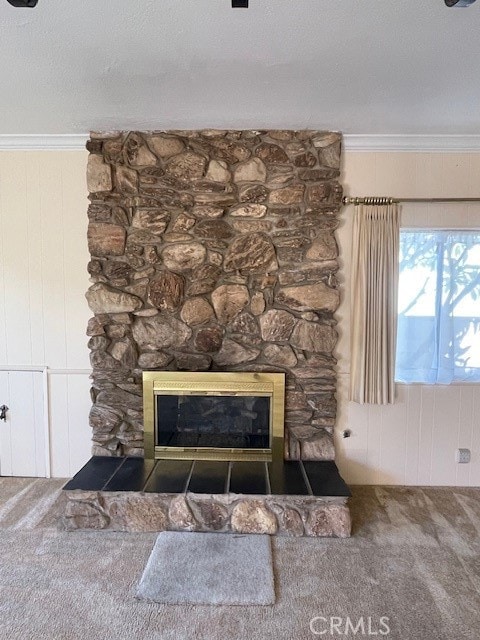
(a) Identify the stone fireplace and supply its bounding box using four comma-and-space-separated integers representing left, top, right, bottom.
85, 129, 342, 463
63, 129, 351, 537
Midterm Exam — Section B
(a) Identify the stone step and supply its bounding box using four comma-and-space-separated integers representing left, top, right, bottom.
62, 456, 351, 537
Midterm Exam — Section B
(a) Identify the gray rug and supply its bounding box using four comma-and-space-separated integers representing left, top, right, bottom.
136, 531, 275, 606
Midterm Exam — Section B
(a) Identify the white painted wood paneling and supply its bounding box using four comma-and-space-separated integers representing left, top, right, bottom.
0, 371, 46, 477
0, 372, 10, 473
48, 374, 69, 478
431, 387, 460, 486
0, 151, 90, 370
417, 386, 435, 486
25, 154, 46, 367
469, 387, 480, 487
0, 155, 33, 364
64, 374, 93, 473
337, 383, 480, 487
48, 372, 91, 478
337, 152, 480, 486
39, 153, 67, 368
456, 387, 474, 487
2, 148, 480, 483
0, 151, 91, 478
63, 156, 93, 369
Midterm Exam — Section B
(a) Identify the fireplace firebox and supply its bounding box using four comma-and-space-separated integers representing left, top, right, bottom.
143, 372, 285, 462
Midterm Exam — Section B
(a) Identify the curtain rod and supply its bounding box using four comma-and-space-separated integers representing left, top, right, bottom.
342, 196, 480, 205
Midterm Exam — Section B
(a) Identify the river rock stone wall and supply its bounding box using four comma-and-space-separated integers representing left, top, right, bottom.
85, 130, 342, 460
63, 490, 351, 537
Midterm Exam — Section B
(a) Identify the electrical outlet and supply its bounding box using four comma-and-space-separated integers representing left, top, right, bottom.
456, 448, 471, 464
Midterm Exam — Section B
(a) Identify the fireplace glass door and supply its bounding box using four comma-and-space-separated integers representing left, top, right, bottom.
156, 393, 271, 449
143, 372, 285, 462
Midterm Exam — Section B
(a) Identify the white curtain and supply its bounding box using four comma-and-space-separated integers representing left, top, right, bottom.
350, 204, 400, 404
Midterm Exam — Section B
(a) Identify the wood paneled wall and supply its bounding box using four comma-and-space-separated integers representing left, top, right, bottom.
0, 151, 91, 477
337, 152, 480, 485
1, 148, 479, 484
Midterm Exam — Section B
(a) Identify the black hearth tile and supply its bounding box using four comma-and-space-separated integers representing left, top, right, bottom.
302, 461, 352, 497
103, 457, 156, 492
229, 462, 267, 495
144, 460, 193, 493
187, 461, 230, 494
63, 456, 125, 491
267, 460, 310, 496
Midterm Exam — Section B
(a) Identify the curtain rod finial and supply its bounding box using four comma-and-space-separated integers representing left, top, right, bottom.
343, 196, 397, 205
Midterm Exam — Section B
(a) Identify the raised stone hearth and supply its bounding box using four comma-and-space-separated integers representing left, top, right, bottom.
85, 129, 342, 461
63, 457, 351, 537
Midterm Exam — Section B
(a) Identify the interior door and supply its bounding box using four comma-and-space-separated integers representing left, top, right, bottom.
0, 370, 47, 477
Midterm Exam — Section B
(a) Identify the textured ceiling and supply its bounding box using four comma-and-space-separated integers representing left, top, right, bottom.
1, 0, 480, 135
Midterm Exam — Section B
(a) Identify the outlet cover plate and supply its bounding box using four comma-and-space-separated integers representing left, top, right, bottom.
456, 448, 471, 464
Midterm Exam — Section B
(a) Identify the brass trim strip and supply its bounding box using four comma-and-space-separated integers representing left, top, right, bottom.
153, 447, 273, 463
153, 381, 274, 393
143, 376, 155, 460
154, 390, 272, 397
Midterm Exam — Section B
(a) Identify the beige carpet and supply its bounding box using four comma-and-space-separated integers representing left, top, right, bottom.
0, 478, 480, 639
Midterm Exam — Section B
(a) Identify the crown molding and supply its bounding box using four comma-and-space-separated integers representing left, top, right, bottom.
0, 134, 88, 150
343, 134, 480, 152
1, 133, 480, 153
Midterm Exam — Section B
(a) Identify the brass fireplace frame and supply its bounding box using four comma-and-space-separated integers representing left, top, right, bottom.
143, 371, 285, 462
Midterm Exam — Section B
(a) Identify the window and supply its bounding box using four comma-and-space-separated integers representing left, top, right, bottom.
395, 230, 480, 384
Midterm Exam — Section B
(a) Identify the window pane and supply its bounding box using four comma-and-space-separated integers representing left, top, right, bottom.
395, 230, 480, 384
